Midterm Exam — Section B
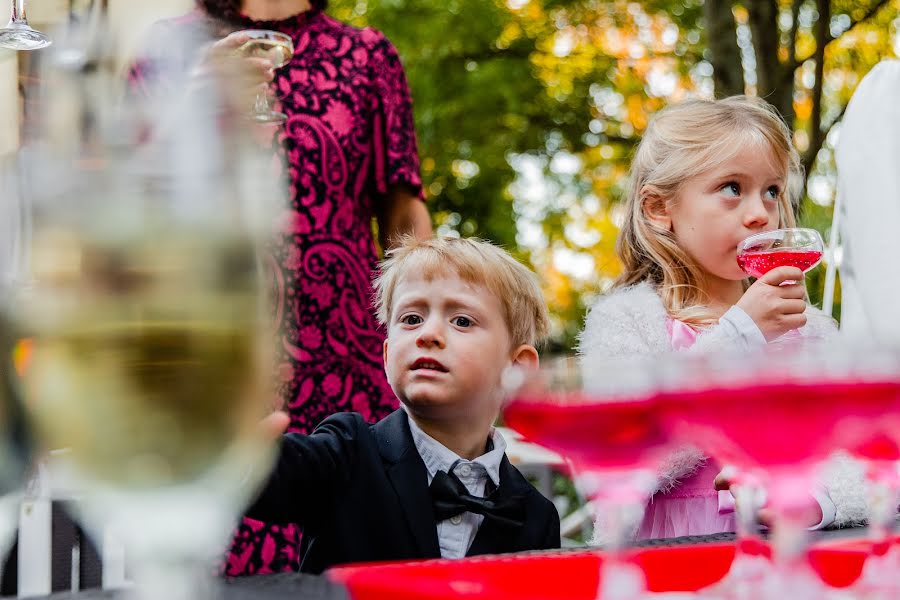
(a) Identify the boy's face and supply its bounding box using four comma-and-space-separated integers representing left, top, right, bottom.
383, 272, 532, 422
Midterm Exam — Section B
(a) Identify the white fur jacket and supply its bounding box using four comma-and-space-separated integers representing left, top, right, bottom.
577, 281, 868, 529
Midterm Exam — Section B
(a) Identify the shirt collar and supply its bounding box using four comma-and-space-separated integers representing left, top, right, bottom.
405, 411, 506, 489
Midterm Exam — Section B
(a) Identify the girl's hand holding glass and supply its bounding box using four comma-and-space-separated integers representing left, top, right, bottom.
735, 266, 807, 341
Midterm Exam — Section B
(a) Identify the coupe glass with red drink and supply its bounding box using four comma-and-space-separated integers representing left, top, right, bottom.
736, 228, 824, 279
655, 345, 900, 599
503, 357, 674, 600
826, 349, 900, 597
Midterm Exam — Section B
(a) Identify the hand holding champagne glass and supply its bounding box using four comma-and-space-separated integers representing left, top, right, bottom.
233, 29, 294, 123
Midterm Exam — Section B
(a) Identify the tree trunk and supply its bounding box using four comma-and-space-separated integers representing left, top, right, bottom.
747, 0, 795, 125
704, 0, 744, 97
803, 0, 832, 175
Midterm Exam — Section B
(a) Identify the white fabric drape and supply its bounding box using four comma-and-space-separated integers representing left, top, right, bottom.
834, 60, 900, 341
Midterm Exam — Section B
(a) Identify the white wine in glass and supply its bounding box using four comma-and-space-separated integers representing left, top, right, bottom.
235, 29, 294, 123
19, 230, 277, 600
0, 0, 51, 50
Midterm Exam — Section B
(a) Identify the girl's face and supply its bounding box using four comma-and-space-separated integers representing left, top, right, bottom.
649, 145, 785, 283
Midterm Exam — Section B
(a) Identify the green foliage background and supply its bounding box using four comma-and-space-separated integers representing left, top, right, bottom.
333, 0, 897, 348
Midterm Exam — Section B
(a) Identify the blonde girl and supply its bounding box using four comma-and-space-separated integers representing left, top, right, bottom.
578, 96, 867, 541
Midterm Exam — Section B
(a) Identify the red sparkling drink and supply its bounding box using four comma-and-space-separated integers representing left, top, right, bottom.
736, 249, 823, 278
657, 380, 900, 471
503, 394, 668, 471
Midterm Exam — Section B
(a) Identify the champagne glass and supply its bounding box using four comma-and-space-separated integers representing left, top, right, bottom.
0, 0, 51, 50
504, 357, 674, 600
844, 436, 900, 598
828, 351, 900, 598
736, 228, 824, 280
234, 29, 293, 123
656, 345, 900, 599
16, 32, 282, 600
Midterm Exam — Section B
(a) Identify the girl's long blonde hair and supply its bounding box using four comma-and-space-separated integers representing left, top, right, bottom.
615, 95, 802, 326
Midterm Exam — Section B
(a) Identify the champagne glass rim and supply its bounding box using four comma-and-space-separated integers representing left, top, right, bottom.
235, 29, 293, 42
740, 226, 822, 242
503, 354, 663, 404
654, 341, 900, 392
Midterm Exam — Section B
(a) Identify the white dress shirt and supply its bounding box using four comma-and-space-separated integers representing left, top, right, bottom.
406, 413, 507, 558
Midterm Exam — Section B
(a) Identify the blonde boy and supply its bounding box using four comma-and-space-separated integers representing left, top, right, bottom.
246, 236, 560, 573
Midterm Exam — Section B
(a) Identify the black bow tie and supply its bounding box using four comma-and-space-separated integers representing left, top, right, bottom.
429, 469, 526, 528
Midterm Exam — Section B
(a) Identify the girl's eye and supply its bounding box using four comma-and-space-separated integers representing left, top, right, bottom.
400, 314, 423, 325
720, 182, 740, 197
452, 316, 472, 328
765, 186, 780, 200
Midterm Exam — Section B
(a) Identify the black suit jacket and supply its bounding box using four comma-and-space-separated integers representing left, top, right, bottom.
245, 409, 561, 573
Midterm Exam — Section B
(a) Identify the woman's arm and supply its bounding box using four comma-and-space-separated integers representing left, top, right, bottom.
376, 185, 431, 251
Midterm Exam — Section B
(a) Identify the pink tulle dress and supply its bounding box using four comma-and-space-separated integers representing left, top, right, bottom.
634, 318, 737, 540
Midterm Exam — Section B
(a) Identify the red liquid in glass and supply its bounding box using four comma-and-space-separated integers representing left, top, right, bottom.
503, 394, 668, 470
853, 430, 900, 462
736, 249, 823, 278
657, 380, 900, 471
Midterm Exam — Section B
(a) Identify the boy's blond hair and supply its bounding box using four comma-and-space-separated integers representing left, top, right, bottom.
373, 236, 551, 348
616, 95, 801, 326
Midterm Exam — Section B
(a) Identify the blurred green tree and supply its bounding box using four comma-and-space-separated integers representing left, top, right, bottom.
330, 0, 898, 348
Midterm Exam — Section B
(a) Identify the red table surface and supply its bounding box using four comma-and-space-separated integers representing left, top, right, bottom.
328, 537, 896, 599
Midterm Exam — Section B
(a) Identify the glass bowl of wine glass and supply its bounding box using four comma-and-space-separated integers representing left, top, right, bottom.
233, 29, 294, 123
736, 228, 824, 279
503, 356, 674, 600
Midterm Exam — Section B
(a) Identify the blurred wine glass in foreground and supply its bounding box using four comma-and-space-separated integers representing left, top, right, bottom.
14, 23, 282, 600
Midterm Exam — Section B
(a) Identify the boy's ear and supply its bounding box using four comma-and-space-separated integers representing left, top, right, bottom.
509, 344, 539, 371
641, 185, 672, 231
383, 340, 389, 365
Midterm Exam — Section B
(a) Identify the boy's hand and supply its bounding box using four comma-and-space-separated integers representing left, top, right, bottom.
259, 410, 290, 440
736, 266, 807, 341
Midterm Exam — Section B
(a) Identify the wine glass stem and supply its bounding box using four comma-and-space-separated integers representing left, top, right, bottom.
733, 484, 761, 543
704, 483, 769, 599
254, 90, 270, 115
131, 557, 216, 600
866, 470, 898, 551
856, 468, 900, 592
592, 496, 646, 600
769, 510, 824, 599
10, 0, 25, 23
